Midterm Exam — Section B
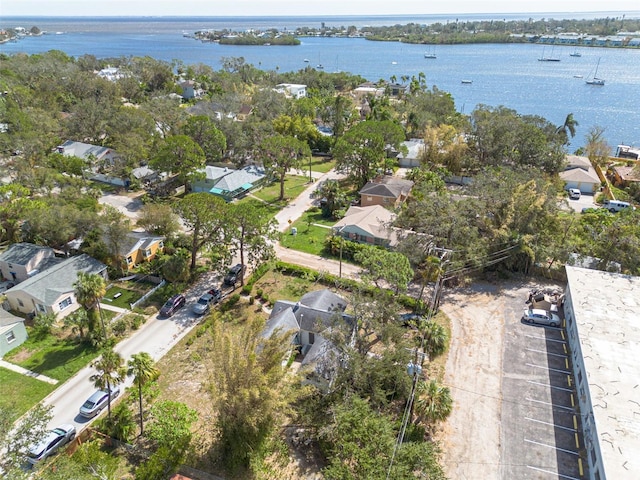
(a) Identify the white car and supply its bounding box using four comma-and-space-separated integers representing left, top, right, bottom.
26, 424, 76, 465
522, 308, 560, 327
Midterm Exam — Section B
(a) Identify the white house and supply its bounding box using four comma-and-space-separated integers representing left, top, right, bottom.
560, 155, 601, 193
275, 83, 307, 99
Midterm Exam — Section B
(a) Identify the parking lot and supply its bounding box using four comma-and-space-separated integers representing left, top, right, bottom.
440, 280, 586, 479
502, 294, 585, 479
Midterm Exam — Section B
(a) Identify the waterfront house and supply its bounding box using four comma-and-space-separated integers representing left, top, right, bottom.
610, 164, 640, 188
359, 175, 414, 208
4, 254, 107, 320
560, 155, 601, 193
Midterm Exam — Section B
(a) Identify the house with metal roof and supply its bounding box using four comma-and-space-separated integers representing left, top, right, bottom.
191, 165, 267, 201
563, 266, 640, 480
4, 254, 107, 319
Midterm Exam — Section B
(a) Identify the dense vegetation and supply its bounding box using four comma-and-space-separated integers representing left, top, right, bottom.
0, 45, 639, 479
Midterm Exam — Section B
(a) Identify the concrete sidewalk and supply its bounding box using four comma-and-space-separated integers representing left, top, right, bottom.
99, 303, 128, 314
0, 359, 58, 384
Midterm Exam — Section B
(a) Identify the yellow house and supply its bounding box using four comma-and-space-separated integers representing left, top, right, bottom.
122, 233, 165, 270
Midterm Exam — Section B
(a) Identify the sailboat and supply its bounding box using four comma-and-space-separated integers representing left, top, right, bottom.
569, 48, 581, 57
586, 58, 605, 86
424, 45, 437, 59
538, 46, 560, 62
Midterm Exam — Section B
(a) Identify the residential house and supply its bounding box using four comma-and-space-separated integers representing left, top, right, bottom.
131, 165, 159, 185
121, 233, 165, 270
4, 254, 107, 319
236, 105, 253, 121
0, 243, 59, 284
57, 140, 127, 187
275, 83, 307, 99
56, 140, 119, 167
560, 155, 601, 193
332, 205, 399, 248
97, 67, 124, 81
180, 80, 196, 99
191, 165, 266, 201
610, 164, 640, 188
0, 308, 27, 357
359, 175, 414, 208
563, 266, 640, 480
397, 138, 424, 168
262, 289, 355, 390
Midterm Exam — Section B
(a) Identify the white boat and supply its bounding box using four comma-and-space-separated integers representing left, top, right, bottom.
569, 50, 582, 57
586, 58, 605, 86
424, 46, 436, 59
461, 79, 473, 84
573, 74, 583, 78
303, 58, 309, 63
391, 61, 397, 65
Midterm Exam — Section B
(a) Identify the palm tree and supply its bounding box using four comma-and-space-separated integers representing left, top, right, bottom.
556, 113, 579, 145
74, 271, 107, 340
420, 320, 448, 362
414, 379, 453, 428
90, 348, 126, 421
127, 352, 159, 436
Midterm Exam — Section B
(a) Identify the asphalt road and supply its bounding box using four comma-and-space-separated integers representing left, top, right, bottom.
44, 272, 219, 431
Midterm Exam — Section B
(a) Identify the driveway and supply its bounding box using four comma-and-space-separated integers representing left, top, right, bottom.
565, 192, 596, 213
98, 191, 144, 220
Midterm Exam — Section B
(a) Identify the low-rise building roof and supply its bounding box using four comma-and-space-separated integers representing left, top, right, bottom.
359, 176, 414, 199
0, 243, 52, 266
565, 266, 640, 479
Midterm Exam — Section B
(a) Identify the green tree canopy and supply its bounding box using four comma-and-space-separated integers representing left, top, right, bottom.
150, 134, 207, 185
260, 134, 312, 201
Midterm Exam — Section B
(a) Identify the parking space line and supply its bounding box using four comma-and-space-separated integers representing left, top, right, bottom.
578, 458, 584, 476
527, 380, 573, 392
570, 393, 575, 407
527, 398, 575, 411
525, 334, 567, 344
561, 330, 566, 340
526, 348, 568, 358
527, 465, 581, 479
526, 363, 571, 375
567, 375, 572, 387
563, 343, 568, 354
524, 417, 576, 432
573, 416, 578, 430
524, 438, 579, 456
575, 432, 580, 449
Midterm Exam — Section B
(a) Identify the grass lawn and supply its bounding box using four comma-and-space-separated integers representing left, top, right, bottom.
250, 175, 310, 204
0, 367, 56, 419
103, 285, 144, 310
278, 209, 335, 255
4, 330, 101, 382
309, 156, 336, 174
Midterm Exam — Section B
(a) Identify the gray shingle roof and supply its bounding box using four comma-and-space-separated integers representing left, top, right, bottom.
6, 254, 107, 305
0, 243, 53, 266
359, 176, 414, 199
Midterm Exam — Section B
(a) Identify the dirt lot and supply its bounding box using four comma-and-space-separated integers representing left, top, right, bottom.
437, 278, 551, 479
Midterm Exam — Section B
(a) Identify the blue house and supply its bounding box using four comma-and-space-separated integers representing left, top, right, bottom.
0, 308, 27, 357
191, 165, 267, 201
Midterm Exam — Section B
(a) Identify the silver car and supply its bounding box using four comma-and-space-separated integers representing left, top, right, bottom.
192, 292, 215, 316
522, 308, 561, 327
26, 424, 76, 465
79, 385, 121, 418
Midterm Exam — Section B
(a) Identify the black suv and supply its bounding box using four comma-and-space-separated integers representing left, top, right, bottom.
223, 264, 246, 287
159, 294, 186, 317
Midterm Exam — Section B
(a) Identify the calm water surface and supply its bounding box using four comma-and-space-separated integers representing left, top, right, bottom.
2, 15, 640, 150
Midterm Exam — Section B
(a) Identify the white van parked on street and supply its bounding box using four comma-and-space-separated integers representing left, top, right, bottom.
603, 199, 634, 213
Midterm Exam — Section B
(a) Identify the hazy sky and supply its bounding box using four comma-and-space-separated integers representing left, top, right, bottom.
2, 0, 639, 17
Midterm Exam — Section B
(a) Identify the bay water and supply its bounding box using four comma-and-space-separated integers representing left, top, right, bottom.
2, 14, 640, 151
